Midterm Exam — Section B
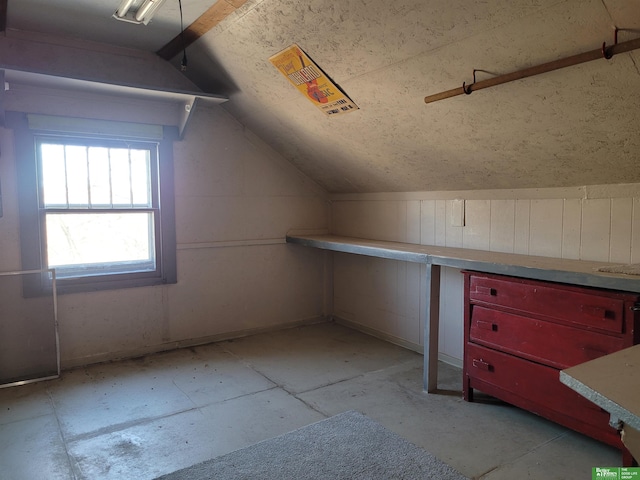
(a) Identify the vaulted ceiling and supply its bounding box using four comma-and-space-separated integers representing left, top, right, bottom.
4, 0, 640, 193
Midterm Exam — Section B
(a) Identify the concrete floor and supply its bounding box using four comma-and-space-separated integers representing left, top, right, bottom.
0, 322, 621, 479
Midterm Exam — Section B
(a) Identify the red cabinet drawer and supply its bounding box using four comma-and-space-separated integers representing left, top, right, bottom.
469, 274, 628, 333
469, 306, 629, 369
464, 343, 611, 432
463, 272, 640, 452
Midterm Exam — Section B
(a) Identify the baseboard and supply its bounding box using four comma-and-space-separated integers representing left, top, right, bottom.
62, 315, 464, 372
332, 316, 462, 368
62, 315, 331, 370
438, 352, 463, 369
333, 316, 423, 354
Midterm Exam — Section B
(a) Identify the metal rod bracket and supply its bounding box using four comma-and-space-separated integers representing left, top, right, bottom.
424, 28, 639, 105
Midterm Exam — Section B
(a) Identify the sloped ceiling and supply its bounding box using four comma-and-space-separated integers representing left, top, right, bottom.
5, 0, 640, 193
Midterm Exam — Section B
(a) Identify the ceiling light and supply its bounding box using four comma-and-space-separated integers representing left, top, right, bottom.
113, 0, 167, 25
115, 0, 136, 18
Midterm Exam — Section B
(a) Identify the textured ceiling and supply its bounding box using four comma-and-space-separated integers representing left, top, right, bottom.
5, 0, 640, 193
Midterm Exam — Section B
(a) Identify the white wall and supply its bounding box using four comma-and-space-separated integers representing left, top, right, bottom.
330, 186, 640, 365
0, 35, 331, 368
0, 105, 330, 368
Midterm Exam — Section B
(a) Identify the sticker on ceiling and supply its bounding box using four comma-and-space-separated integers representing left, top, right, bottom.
270, 44, 358, 116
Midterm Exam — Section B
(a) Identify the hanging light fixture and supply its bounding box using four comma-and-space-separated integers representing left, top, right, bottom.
113, 0, 167, 25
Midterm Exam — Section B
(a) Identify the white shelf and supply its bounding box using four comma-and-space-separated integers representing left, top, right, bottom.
0, 67, 227, 137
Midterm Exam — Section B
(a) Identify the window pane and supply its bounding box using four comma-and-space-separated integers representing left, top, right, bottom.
65, 145, 89, 206
110, 148, 132, 206
130, 149, 151, 206
41, 144, 67, 206
88, 147, 111, 206
45, 213, 155, 271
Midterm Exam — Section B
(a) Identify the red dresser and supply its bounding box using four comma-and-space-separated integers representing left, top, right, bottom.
463, 271, 640, 451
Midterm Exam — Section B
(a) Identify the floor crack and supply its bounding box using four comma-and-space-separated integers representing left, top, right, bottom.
47, 389, 80, 480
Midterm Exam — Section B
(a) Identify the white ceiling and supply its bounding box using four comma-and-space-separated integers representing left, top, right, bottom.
5, 0, 640, 193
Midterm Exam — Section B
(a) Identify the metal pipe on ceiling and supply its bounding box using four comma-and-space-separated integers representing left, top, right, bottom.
424, 35, 640, 104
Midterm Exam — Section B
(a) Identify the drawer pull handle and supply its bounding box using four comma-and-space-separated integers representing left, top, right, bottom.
472, 359, 492, 371
476, 320, 497, 331
580, 305, 611, 320
475, 286, 496, 296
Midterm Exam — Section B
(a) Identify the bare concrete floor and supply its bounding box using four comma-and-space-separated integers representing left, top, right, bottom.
0, 322, 621, 479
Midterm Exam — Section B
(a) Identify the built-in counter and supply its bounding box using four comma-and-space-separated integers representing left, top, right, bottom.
286, 234, 640, 392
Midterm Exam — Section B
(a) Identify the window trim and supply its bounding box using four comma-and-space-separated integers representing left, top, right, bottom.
9, 112, 177, 295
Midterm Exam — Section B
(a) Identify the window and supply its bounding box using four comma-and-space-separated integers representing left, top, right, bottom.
39, 137, 158, 278
10, 113, 177, 295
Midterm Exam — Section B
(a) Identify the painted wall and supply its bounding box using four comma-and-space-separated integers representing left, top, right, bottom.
330, 186, 640, 365
0, 36, 330, 369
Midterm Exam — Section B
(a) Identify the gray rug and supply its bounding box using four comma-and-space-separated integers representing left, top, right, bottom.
156, 410, 468, 479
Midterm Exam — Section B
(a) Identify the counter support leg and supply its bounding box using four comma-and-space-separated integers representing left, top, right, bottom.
424, 263, 441, 393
